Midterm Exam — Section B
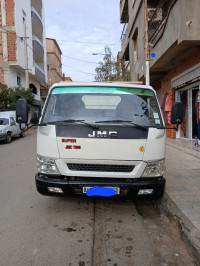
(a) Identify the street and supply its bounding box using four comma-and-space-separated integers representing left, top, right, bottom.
0, 130, 196, 266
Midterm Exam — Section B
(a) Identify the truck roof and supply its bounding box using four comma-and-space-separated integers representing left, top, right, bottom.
0, 111, 15, 118
48, 81, 155, 94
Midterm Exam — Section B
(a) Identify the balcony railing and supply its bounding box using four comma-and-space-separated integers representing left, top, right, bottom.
148, 0, 177, 46
31, 0, 42, 17
31, 7, 43, 38
120, 23, 127, 42
32, 35, 44, 59
33, 61, 46, 82
120, 0, 128, 23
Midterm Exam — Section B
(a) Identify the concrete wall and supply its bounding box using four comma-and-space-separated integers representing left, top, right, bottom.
126, 0, 145, 81
121, 0, 200, 81
15, 0, 33, 70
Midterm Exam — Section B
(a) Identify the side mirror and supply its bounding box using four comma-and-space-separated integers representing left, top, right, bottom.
171, 102, 184, 125
30, 111, 40, 124
16, 99, 28, 124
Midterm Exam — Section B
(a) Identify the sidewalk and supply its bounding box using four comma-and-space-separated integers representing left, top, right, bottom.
160, 138, 200, 264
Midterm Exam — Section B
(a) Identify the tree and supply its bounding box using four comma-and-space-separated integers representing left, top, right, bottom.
95, 46, 118, 81
0, 83, 14, 111
117, 55, 131, 82
0, 83, 35, 111
94, 46, 130, 82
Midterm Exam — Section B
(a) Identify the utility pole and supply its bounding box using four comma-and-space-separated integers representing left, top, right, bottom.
48, 54, 52, 85
23, 19, 29, 89
144, 0, 150, 86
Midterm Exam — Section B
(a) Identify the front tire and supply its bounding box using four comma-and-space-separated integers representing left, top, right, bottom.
5, 133, 12, 143
20, 131, 24, 138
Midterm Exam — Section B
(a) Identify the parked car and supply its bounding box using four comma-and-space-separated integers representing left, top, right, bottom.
0, 111, 25, 143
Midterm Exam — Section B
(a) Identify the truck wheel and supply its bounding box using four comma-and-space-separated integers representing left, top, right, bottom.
5, 133, 12, 143
20, 131, 24, 138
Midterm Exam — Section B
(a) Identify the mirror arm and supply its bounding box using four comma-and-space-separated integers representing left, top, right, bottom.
157, 125, 179, 130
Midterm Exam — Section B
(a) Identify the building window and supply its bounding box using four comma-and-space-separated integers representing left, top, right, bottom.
30, 83, 37, 95
133, 29, 138, 64
17, 75, 21, 86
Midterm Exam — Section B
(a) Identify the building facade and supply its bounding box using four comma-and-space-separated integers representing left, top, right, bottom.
40, 38, 63, 104
0, 0, 47, 110
120, 0, 200, 139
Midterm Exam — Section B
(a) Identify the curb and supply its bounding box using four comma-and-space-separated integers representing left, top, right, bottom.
154, 192, 200, 265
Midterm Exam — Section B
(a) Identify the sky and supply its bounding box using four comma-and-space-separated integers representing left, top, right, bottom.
44, 0, 123, 82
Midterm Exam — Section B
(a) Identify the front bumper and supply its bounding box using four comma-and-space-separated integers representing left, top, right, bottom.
0, 133, 6, 140
35, 174, 166, 199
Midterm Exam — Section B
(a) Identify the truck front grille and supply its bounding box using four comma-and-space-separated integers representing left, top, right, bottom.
67, 164, 134, 173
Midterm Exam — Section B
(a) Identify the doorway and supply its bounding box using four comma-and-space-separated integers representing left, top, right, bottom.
192, 88, 199, 139
177, 86, 200, 140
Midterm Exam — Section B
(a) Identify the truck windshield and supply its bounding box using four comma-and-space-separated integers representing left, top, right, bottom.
42, 86, 163, 127
0, 118, 9, 125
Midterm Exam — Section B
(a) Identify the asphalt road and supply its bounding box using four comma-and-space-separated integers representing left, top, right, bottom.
0, 130, 196, 266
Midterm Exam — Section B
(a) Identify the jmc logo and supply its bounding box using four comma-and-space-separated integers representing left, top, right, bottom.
88, 131, 117, 138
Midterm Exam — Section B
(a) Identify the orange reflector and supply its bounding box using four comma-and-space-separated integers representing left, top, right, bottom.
139, 146, 145, 152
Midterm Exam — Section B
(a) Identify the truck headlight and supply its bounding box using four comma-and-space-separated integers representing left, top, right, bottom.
142, 159, 165, 177
37, 155, 60, 175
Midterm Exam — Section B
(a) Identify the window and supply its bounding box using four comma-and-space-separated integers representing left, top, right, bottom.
30, 83, 37, 95
17, 75, 21, 86
42, 86, 162, 127
133, 29, 138, 64
10, 117, 16, 126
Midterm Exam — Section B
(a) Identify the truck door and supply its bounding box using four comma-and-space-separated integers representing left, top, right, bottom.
10, 117, 20, 136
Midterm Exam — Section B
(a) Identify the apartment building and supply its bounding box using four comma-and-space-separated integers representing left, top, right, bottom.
0, 0, 47, 110
40, 38, 63, 104
41, 39, 73, 104
120, 0, 200, 140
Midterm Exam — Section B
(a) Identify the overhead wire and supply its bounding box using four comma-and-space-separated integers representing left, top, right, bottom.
0, 26, 115, 65
0, 27, 100, 77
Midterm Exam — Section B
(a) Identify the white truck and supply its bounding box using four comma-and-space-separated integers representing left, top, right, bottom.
16, 82, 183, 199
0, 111, 24, 143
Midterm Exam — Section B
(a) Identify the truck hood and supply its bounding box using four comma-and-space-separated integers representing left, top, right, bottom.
37, 125, 166, 162
56, 125, 148, 161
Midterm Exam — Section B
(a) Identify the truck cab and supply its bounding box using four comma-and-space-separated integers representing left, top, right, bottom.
16, 82, 183, 199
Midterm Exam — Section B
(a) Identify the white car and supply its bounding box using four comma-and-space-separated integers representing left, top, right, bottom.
0, 111, 24, 143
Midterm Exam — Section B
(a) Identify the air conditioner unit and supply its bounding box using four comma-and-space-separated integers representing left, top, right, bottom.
147, 8, 162, 22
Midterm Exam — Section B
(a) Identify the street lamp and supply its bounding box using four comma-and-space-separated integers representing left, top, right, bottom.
92, 53, 106, 56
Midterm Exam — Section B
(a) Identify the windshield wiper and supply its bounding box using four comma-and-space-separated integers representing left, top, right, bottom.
95, 120, 148, 130
46, 119, 99, 130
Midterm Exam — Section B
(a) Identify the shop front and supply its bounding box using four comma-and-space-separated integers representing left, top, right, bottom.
172, 63, 200, 140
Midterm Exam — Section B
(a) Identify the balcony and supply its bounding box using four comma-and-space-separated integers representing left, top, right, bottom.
148, 0, 200, 83
33, 61, 46, 83
120, 0, 128, 23
31, 7, 43, 38
32, 35, 44, 59
31, 0, 42, 17
120, 23, 129, 60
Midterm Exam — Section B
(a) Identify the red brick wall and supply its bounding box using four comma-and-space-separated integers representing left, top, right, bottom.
5, 0, 15, 26
0, 3, 2, 26
7, 31, 16, 61
161, 47, 200, 95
